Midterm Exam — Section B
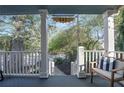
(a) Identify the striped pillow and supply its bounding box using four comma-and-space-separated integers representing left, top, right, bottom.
98, 56, 116, 71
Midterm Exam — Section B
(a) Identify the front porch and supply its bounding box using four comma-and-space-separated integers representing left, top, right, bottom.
0, 50, 124, 87
0, 75, 122, 87
0, 5, 124, 87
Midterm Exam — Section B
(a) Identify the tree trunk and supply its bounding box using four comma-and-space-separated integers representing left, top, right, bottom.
10, 37, 24, 73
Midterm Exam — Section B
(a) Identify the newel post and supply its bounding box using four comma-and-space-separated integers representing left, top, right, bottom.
77, 46, 86, 78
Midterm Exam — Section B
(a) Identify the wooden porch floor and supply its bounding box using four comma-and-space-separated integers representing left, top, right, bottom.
0, 75, 122, 87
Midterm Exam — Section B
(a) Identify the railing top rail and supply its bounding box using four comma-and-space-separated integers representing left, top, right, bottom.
110, 51, 124, 54
84, 50, 105, 52
84, 50, 124, 54
0, 51, 42, 53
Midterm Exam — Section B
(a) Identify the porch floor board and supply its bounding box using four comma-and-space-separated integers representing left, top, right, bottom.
0, 75, 122, 87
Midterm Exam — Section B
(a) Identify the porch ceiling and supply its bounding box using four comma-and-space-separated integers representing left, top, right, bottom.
0, 5, 120, 15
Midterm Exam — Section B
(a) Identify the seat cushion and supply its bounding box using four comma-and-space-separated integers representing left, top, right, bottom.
98, 56, 116, 71
118, 81, 124, 86
115, 60, 124, 77
93, 68, 123, 79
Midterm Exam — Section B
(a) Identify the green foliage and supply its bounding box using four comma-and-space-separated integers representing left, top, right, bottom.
54, 57, 64, 64
49, 15, 103, 62
115, 7, 124, 51
65, 46, 77, 62
0, 14, 103, 60
0, 15, 41, 51
0, 35, 12, 51
49, 32, 68, 53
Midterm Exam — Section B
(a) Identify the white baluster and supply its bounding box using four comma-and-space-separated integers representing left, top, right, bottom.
92, 51, 94, 61
0, 52, 1, 71
32, 52, 34, 74
16, 52, 18, 74
3, 52, 5, 74
35, 52, 37, 74
22, 52, 24, 74
85, 51, 88, 73
9, 52, 11, 75
88, 51, 91, 73
25, 52, 27, 75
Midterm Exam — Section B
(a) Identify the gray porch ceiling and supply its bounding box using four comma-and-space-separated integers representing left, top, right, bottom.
0, 5, 120, 15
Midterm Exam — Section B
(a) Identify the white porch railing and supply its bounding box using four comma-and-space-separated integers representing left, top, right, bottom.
0, 51, 41, 76
1, 50, 124, 76
113, 51, 124, 60
83, 50, 124, 73
83, 50, 104, 73
74, 49, 124, 75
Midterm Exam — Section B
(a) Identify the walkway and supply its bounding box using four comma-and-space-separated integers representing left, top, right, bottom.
54, 66, 66, 76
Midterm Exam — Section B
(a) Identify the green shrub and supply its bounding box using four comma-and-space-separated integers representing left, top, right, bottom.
54, 57, 64, 65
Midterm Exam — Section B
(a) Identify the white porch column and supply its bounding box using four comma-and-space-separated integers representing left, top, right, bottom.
103, 10, 115, 57
77, 46, 86, 78
39, 9, 49, 78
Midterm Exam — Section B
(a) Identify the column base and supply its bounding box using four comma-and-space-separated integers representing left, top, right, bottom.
77, 71, 87, 79
39, 72, 49, 78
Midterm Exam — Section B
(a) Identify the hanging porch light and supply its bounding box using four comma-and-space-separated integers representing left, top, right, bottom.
52, 14, 75, 23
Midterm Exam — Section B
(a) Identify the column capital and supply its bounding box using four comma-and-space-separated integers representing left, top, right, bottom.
103, 9, 118, 18
39, 9, 48, 15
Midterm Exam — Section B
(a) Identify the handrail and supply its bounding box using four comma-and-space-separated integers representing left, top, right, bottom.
84, 50, 124, 53
84, 50, 104, 52
0, 51, 42, 53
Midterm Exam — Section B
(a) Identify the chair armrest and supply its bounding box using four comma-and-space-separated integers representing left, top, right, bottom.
111, 67, 124, 82
112, 67, 124, 73
90, 61, 97, 64
90, 61, 97, 69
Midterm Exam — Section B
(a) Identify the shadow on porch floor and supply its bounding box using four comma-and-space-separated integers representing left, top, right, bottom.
0, 75, 122, 87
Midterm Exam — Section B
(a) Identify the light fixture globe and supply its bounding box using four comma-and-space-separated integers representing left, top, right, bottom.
52, 15, 75, 23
